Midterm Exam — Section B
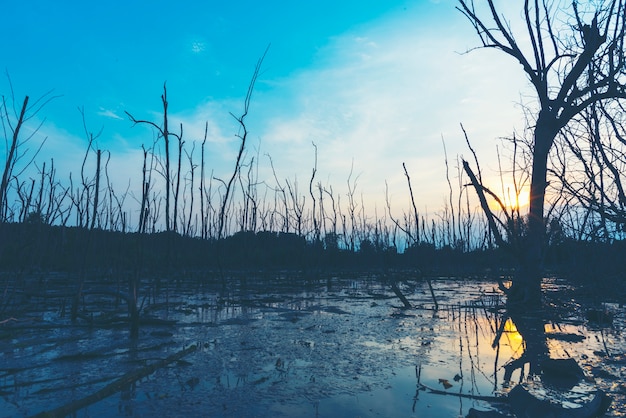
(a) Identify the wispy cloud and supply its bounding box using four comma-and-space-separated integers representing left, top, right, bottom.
191, 40, 206, 54
73, 2, 535, 220
97, 107, 123, 120
245, 7, 532, 212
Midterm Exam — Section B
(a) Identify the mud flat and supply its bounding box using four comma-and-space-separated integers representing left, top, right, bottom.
1, 276, 624, 417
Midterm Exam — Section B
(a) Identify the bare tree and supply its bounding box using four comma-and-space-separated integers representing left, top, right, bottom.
459, 0, 626, 307
285, 176, 305, 236
70, 108, 102, 228
200, 123, 208, 238
0, 96, 29, 221
184, 142, 197, 236
346, 161, 359, 251
0, 84, 56, 222
173, 130, 184, 233
138, 145, 150, 233
267, 153, 289, 233
309, 142, 320, 242
126, 84, 181, 232
217, 46, 268, 239
90, 149, 102, 230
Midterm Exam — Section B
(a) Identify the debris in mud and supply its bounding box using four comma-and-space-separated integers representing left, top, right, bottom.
585, 309, 614, 325
319, 306, 351, 315
545, 358, 584, 377
545, 332, 586, 342
390, 312, 416, 318
438, 378, 453, 389
508, 384, 610, 418
185, 377, 200, 389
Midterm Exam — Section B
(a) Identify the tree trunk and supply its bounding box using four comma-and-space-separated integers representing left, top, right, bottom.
162, 87, 171, 232
90, 150, 101, 230
509, 114, 558, 308
0, 96, 29, 221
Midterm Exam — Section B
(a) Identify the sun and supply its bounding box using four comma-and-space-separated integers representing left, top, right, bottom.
488, 183, 530, 211
508, 185, 529, 210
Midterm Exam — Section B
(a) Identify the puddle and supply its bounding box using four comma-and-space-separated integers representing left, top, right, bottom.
0, 276, 624, 417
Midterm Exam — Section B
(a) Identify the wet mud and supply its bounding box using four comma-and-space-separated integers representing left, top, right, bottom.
0, 275, 624, 417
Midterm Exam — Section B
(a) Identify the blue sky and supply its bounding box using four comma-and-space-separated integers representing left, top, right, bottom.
2, 0, 532, 226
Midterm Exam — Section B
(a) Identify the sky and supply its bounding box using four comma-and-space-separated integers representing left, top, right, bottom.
1, 0, 535, 226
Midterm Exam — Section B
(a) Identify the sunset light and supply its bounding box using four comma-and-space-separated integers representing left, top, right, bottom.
487, 183, 530, 212
2, 1, 625, 416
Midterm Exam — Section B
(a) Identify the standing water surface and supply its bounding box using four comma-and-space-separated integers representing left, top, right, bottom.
0, 275, 624, 417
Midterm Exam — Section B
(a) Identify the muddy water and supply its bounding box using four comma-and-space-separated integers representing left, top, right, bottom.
0, 276, 624, 417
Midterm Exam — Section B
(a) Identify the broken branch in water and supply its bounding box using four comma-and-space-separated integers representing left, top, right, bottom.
390, 277, 438, 310
391, 282, 412, 309
31, 344, 197, 418
426, 278, 439, 310
417, 381, 505, 403
0, 317, 18, 325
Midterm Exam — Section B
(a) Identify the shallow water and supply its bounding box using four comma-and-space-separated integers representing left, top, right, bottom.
0, 275, 624, 417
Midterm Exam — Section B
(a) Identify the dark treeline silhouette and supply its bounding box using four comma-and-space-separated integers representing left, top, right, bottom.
0, 221, 494, 275
2, 220, 625, 286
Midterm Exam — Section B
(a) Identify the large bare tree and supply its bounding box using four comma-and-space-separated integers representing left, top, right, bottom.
458, 0, 626, 307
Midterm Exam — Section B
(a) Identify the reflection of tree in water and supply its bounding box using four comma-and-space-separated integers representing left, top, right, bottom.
416, 291, 614, 418
496, 307, 548, 384
489, 305, 610, 417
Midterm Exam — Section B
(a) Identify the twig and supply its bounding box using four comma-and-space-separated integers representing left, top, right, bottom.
391, 282, 412, 309
417, 382, 505, 403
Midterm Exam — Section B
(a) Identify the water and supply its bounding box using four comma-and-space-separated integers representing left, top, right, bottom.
0, 275, 624, 417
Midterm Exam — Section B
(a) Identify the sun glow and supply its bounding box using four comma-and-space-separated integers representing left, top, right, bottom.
488, 183, 530, 212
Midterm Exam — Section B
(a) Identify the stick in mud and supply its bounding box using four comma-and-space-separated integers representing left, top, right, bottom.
426, 278, 439, 311
31, 344, 197, 418
390, 280, 438, 310
391, 282, 412, 309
